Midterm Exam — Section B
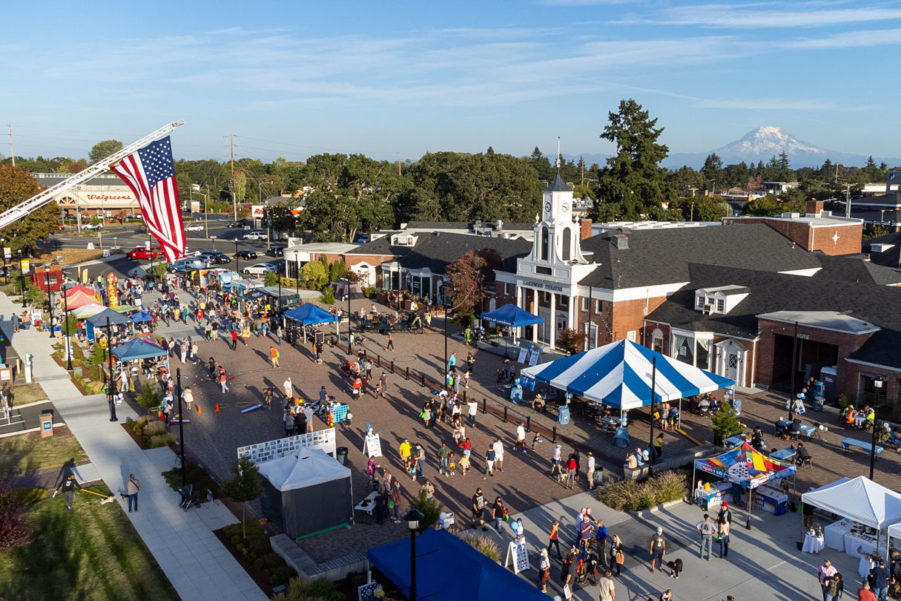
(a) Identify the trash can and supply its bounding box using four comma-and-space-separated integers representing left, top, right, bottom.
556, 405, 570, 425
336, 446, 348, 465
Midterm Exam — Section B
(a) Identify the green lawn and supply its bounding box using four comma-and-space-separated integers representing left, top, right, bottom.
0, 429, 89, 473
0, 484, 179, 601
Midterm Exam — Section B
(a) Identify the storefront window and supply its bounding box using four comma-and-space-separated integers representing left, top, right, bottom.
673, 334, 694, 365
696, 338, 710, 370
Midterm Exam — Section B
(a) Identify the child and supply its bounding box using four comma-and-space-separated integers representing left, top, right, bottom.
459, 453, 470, 476
666, 558, 683, 580
448, 452, 457, 476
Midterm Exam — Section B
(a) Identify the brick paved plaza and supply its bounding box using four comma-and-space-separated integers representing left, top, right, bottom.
149, 295, 901, 564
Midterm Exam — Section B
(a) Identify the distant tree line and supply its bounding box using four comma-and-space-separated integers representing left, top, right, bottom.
2, 102, 896, 245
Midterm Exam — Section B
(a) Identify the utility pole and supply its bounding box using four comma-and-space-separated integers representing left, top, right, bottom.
397, 153, 402, 177
230, 134, 237, 221
7, 124, 14, 167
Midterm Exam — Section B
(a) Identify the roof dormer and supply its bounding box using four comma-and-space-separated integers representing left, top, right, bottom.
694, 285, 750, 315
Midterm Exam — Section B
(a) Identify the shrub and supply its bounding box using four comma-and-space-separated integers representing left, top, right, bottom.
137, 382, 161, 410
281, 577, 344, 601
144, 421, 166, 437
361, 286, 376, 298
149, 434, 175, 448
408, 490, 443, 533
837, 394, 851, 411
460, 534, 500, 562
596, 470, 687, 511
320, 288, 335, 305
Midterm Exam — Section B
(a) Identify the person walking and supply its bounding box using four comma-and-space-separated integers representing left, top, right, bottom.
587, 452, 597, 489
516, 421, 527, 453
270, 346, 280, 368
283, 377, 293, 401
649, 527, 666, 573
547, 519, 563, 560
467, 397, 478, 426
824, 571, 844, 601
493, 438, 504, 472
870, 559, 890, 601
230, 328, 238, 350
471, 487, 488, 530
565, 455, 578, 489
538, 548, 551, 593
485, 444, 496, 477
125, 473, 141, 512
599, 569, 616, 601
859, 582, 878, 601
818, 559, 838, 601
610, 534, 625, 576
718, 512, 731, 559
218, 368, 229, 394
551, 444, 563, 480
386, 332, 394, 351
697, 513, 717, 560
379, 372, 388, 398
595, 518, 609, 569
438, 442, 450, 476
653, 432, 664, 462
491, 496, 507, 533
303, 403, 314, 433
60, 474, 79, 510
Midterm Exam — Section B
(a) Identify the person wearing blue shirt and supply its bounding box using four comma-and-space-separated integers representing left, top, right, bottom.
594, 518, 609, 568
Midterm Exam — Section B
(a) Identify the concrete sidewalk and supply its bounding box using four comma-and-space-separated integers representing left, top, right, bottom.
0, 295, 267, 601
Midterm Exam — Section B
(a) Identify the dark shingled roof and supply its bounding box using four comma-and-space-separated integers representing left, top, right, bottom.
346, 231, 531, 273
646, 263, 901, 368
578, 223, 822, 289
866, 231, 901, 270
546, 172, 570, 193
813, 253, 901, 286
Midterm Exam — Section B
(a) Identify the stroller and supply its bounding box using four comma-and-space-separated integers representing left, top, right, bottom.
177, 484, 197, 511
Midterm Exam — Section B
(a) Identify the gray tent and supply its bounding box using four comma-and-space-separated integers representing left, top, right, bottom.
257, 449, 353, 539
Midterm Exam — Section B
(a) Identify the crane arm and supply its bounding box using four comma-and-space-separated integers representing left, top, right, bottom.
0, 121, 184, 231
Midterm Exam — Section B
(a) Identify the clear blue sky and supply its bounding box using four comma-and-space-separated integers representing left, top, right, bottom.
3, 1, 900, 163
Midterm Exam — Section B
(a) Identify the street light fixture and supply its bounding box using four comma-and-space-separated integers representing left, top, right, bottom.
62, 282, 72, 370
403, 508, 425, 601
45, 266, 55, 338
870, 377, 885, 480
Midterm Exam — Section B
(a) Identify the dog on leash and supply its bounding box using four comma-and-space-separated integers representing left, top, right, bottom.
666, 558, 683, 579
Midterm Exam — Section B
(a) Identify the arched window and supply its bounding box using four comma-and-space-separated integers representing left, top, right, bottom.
561, 228, 571, 261
540, 227, 549, 261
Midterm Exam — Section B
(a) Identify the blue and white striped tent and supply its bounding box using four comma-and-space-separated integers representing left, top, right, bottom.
521, 339, 734, 410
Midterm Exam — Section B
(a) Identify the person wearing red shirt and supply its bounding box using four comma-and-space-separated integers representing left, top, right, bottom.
858, 582, 877, 601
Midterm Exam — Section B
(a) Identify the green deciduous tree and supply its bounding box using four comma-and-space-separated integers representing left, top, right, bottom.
88, 140, 123, 164
221, 456, 262, 541
300, 260, 329, 290
0, 165, 59, 249
595, 99, 679, 221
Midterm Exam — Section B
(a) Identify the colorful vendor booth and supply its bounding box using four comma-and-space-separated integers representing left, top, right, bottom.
693, 442, 796, 529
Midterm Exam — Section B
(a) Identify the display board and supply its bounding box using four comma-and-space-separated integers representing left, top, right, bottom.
357, 582, 383, 601
362, 433, 382, 458
504, 540, 530, 574
237, 427, 336, 464
516, 347, 528, 364
528, 349, 541, 366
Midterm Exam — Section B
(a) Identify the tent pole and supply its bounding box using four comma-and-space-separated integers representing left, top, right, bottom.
678, 398, 682, 430
746, 485, 752, 530
649, 357, 657, 464
690, 464, 697, 505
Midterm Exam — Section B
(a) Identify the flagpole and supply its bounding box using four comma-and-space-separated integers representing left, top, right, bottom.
649, 356, 657, 464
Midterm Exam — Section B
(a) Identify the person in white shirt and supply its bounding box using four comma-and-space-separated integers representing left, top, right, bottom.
587, 452, 597, 489
283, 377, 293, 400
467, 399, 479, 426
493, 439, 504, 472
515, 422, 527, 453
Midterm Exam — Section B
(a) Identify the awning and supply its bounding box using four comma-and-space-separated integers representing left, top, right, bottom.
64, 284, 101, 309
72, 304, 106, 318
111, 338, 167, 361
86, 308, 132, 327
522, 339, 733, 409
481, 303, 543, 327
283, 303, 339, 325
368, 529, 547, 601
802, 476, 901, 529
131, 311, 153, 323
695, 442, 796, 490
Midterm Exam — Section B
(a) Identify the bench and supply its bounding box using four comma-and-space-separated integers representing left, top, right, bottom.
841, 438, 883, 454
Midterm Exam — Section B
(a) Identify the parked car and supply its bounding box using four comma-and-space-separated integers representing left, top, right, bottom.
126, 246, 162, 260
82, 222, 103, 230
234, 249, 258, 260
185, 223, 204, 232
266, 245, 286, 257
200, 251, 231, 264
242, 263, 277, 276
242, 231, 267, 241
166, 257, 205, 273
225, 221, 245, 229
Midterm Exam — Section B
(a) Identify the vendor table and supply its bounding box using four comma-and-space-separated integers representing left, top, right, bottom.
823, 519, 853, 551
698, 481, 734, 509
843, 531, 878, 559
353, 491, 378, 522
769, 447, 796, 462
756, 485, 789, 514
725, 434, 745, 447
802, 532, 825, 553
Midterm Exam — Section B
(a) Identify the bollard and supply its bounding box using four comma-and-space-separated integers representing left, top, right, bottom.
390, 360, 395, 373
552, 426, 557, 442
405, 367, 410, 380
526, 416, 531, 432
503, 407, 508, 423
462, 390, 467, 402
482, 398, 487, 414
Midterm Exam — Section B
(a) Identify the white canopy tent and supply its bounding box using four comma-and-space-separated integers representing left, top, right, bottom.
802, 476, 901, 555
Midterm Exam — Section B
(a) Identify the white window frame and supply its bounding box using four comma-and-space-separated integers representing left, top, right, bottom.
581, 297, 588, 312
559, 295, 568, 308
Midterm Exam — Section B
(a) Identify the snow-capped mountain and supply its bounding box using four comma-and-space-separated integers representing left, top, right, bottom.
716, 126, 824, 160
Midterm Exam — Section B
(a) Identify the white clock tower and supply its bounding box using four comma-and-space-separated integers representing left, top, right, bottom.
533, 155, 587, 265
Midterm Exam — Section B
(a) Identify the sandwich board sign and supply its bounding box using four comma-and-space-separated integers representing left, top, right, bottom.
362, 433, 382, 458
504, 540, 529, 574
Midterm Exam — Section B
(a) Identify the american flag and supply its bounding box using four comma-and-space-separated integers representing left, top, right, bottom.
110, 136, 185, 262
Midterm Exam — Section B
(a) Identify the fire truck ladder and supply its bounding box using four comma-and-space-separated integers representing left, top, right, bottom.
0, 121, 184, 232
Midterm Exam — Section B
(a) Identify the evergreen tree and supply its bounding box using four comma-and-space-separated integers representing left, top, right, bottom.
221, 456, 262, 541
701, 153, 723, 191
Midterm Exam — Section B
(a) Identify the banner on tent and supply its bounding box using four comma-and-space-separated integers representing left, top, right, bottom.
362, 433, 382, 458
504, 540, 530, 574
237, 428, 337, 464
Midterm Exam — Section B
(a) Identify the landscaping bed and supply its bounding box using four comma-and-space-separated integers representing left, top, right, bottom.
0, 427, 88, 474
213, 520, 296, 595
595, 469, 688, 511
161, 457, 221, 503
123, 415, 175, 449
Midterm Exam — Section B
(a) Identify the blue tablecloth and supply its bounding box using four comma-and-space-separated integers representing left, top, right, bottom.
725, 434, 745, 447
770, 447, 796, 461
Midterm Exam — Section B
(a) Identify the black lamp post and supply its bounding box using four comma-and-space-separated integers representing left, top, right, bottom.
403, 508, 425, 601
788, 321, 799, 421
176, 367, 186, 488
63, 285, 72, 370
344, 277, 353, 356
45, 266, 55, 338
148, 235, 154, 283
443, 285, 453, 386
234, 239, 240, 274
1, 237, 7, 285
276, 264, 282, 315
17, 249, 25, 308
870, 377, 885, 480
106, 316, 118, 422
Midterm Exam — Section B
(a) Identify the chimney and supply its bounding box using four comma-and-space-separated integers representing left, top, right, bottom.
580, 218, 593, 240
806, 200, 824, 216
611, 233, 629, 250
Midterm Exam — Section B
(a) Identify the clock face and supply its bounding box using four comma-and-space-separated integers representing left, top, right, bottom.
562, 202, 570, 211
544, 202, 551, 213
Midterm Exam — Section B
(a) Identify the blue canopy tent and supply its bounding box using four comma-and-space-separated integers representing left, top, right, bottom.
481, 303, 543, 355
368, 529, 548, 601
131, 311, 153, 323
111, 338, 167, 361
284, 303, 340, 342
84, 308, 132, 342
522, 339, 734, 411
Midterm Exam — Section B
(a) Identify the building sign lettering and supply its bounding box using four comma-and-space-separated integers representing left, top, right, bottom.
520, 279, 564, 292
